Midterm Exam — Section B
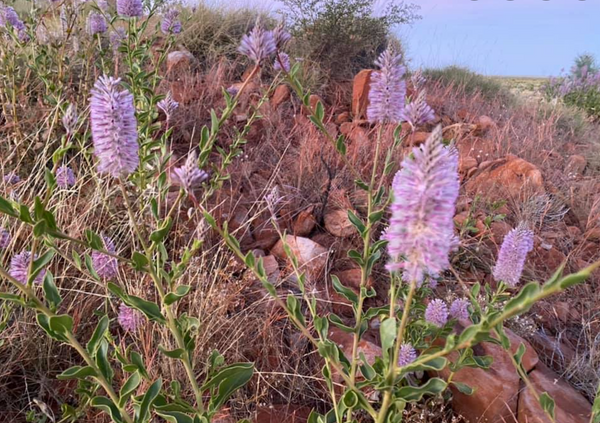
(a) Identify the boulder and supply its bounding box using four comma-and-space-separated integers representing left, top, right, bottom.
517, 364, 591, 423
271, 84, 291, 110
465, 155, 545, 202
335, 111, 351, 124
262, 255, 280, 283
437, 327, 538, 423
271, 236, 328, 280
324, 209, 355, 238
167, 50, 195, 74
292, 207, 316, 237
352, 70, 373, 120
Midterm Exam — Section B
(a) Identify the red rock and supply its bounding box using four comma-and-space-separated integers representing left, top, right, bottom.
475, 115, 495, 133
324, 209, 355, 238
459, 156, 478, 175
167, 50, 195, 74
255, 405, 312, 423
531, 246, 566, 276
292, 208, 316, 237
517, 364, 591, 423
352, 70, 372, 120
465, 155, 545, 202
271, 84, 290, 110
328, 327, 381, 375
271, 236, 328, 280
529, 332, 576, 369
437, 327, 537, 423
262, 255, 280, 283
409, 131, 430, 146
566, 154, 587, 176
335, 111, 351, 124
340, 122, 369, 144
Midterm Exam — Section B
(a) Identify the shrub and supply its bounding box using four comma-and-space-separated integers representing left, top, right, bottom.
281, 0, 420, 80
544, 53, 600, 120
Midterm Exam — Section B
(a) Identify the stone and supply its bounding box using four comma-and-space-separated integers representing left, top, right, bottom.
409, 131, 430, 146
340, 122, 369, 144
475, 115, 495, 133
566, 154, 587, 176
335, 111, 351, 124
292, 207, 316, 237
271, 84, 291, 109
531, 246, 566, 277
437, 327, 537, 423
517, 364, 591, 423
271, 236, 328, 279
324, 209, 355, 238
328, 327, 381, 375
465, 155, 545, 202
459, 156, 478, 175
262, 255, 280, 283
352, 69, 373, 120
167, 50, 195, 74
255, 405, 312, 423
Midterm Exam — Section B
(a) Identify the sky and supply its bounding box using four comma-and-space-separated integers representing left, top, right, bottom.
399, 0, 600, 77
212, 0, 600, 77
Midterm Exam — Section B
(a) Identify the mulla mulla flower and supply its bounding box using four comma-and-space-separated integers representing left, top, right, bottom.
401, 89, 435, 130
274, 52, 290, 72
425, 299, 449, 328
87, 12, 107, 35
0, 5, 26, 31
449, 298, 470, 321
493, 223, 534, 287
56, 165, 76, 188
161, 9, 181, 34
384, 125, 459, 285
0, 228, 10, 249
116, 0, 142, 18
9, 251, 45, 284
90, 75, 139, 178
271, 23, 291, 50
367, 47, 406, 124
118, 303, 143, 331
157, 91, 178, 121
238, 24, 276, 64
3, 172, 20, 185
62, 103, 78, 135
170, 151, 208, 192
397, 343, 417, 367
92, 235, 119, 279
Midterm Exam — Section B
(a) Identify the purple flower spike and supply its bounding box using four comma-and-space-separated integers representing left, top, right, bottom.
161, 9, 181, 34
425, 299, 449, 328
274, 52, 290, 72
9, 251, 45, 284
238, 25, 276, 64
0, 228, 10, 249
271, 23, 291, 50
367, 48, 406, 124
56, 165, 76, 188
493, 223, 534, 287
170, 151, 208, 192
117, 0, 143, 17
384, 126, 459, 285
92, 235, 118, 279
0, 5, 25, 31
397, 343, 417, 367
449, 298, 470, 321
90, 75, 139, 178
157, 91, 178, 120
3, 172, 20, 185
118, 303, 143, 331
401, 90, 435, 129
87, 12, 107, 35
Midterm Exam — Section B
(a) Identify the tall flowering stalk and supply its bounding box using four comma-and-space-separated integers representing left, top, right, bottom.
87, 12, 107, 35
384, 125, 459, 284
367, 48, 406, 124
170, 151, 208, 193
161, 9, 181, 34
493, 223, 534, 287
238, 24, 276, 64
89, 76, 139, 178
117, 0, 143, 17
401, 89, 435, 130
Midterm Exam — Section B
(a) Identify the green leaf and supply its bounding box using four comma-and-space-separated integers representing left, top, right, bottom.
513, 343, 526, 368
49, 314, 73, 334
401, 357, 448, 373
33, 220, 47, 237
96, 340, 114, 382
57, 366, 97, 380
19, 204, 33, 224
397, 378, 447, 401
0, 292, 24, 305
539, 392, 555, 420
347, 210, 366, 235
331, 275, 358, 305
119, 371, 141, 407
42, 271, 61, 309
202, 362, 254, 412
164, 285, 191, 306
451, 381, 474, 395
335, 135, 346, 155
130, 351, 149, 379
158, 345, 185, 359
131, 252, 149, 271
503, 282, 540, 316
29, 251, 54, 285
380, 317, 397, 360
90, 396, 123, 423
85, 230, 104, 250
150, 218, 173, 243
0, 196, 17, 217
368, 210, 384, 224
155, 411, 195, 423
328, 313, 354, 332
315, 100, 324, 121
137, 378, 162, 423
87, 316, 109, 355
36, 313, 66, 341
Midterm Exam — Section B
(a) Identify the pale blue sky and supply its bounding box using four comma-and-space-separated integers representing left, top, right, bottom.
211, 0, 600, 77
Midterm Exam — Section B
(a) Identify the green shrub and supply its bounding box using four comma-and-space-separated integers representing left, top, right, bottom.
281, 0, 420, 81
